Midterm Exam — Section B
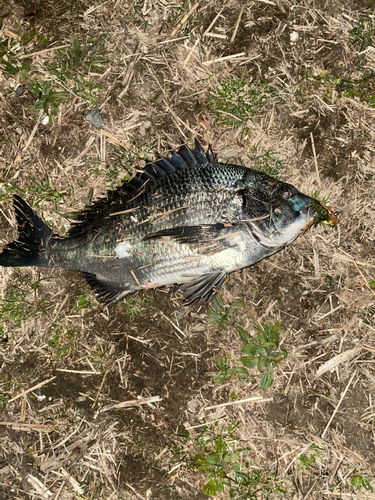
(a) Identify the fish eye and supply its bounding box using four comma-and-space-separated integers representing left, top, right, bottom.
279, 186, 292, 200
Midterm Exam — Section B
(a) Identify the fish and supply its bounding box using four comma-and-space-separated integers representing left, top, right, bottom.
0, 140, 336, 308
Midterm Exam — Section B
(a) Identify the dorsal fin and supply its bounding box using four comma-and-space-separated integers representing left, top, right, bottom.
68, 140, 215, 236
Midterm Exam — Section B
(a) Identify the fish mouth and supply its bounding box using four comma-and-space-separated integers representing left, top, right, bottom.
301, 202, 318, 224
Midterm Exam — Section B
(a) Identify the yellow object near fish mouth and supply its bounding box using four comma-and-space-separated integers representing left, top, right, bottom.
303, 201, 337, 234
317, 202, 338, 227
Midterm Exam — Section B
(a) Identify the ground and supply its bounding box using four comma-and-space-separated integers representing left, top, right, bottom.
0, 0, 375, 499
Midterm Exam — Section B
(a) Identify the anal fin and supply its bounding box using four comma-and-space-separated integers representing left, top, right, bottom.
83, 272, 130, 307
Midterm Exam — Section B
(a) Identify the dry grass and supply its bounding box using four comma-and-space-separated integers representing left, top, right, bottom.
0, 0, 375, 499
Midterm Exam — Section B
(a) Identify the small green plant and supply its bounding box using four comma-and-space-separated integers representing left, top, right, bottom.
212, 354, 249, 384
48, 327, 77, 358
350, 16, 375, 51
209, 297, 288, 391
0, 273, 49, 332
369, 280, 375, 289
122, 296, 149, 316
0, 21, 32, 79
43, 36, 108, 107
363, 306, 375, 326
311, 189, 330, 206
208, 74, 277, 136
299, 444, 324, 472
25, 179, 71, 207
0, 394, 10, 410
300, 68, 375, 108
1, 33, 109, 118
246, 144, 285, 177
239, 322, 287, 391
207, 295, 243, 329
30, 80, 68, 117
350, 471, 373, 493
172, 422, 285, 498
74, 289, 96, 311
59, 35, 108, 75
109, 142, 156, 189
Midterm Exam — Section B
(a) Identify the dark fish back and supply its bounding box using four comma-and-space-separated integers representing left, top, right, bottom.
69, 140, 216, 237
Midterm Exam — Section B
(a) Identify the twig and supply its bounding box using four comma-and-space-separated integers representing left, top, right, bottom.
284, 441, 314, 474
19, 44, 70, 60
160, 311, 185, 341
231, 5, 246, 43
183, 37, 200, 67
315, 346, 361, 378
185, 416, 227, 430
202, 52, 246, 66
203, 8, 224, 36
53, 479, 66, 500
95, 396, 162, 418
171, 2, 200, 36
22, 110, 44, 154
8, 376, 56, 403
20, 398, 26, 422
159, 36, 189, 45
52, 294, 70, 323
352, 257, 375, 296
310, 132, 321, 188
205, 396, 272, 411
321, 371, 356, 439
56, 369, 99, 375
0, 422, 53, 432
125, 482, 146, 500
91, 370, 109, 409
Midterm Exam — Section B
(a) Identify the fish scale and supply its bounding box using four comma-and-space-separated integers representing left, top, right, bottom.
0, 140, 334, 307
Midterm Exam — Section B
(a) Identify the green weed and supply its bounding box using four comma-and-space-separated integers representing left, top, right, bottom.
172, 421, 286, 498
122, 296, 149, 316
74, 289, 97, 312
208, 74, 276, 136
246, 144, 285, 177
0, 394, 10, 410
1, 32, 109, 118
108, 143, 156, 189
0, 273, 49, 332
90, 346, 111, 370
311, 189, 330, 206
212, 354, 249, 384
239, 322, 287, 391
350, 16, 375, 51
48, 327, 77, 358
207, 295, 243, 329
350, 471, 373, 493
299, 444, 324, 472
363, 306, 375, 326
209, 297, 288, 391
30, 80, 68, 117
300, 69, 375, 108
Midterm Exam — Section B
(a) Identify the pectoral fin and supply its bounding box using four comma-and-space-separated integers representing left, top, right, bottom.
179, 271, 227, 307
146, 223, 237, 255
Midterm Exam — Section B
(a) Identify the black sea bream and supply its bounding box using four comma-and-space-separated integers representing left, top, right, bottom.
0, 141, 334, 307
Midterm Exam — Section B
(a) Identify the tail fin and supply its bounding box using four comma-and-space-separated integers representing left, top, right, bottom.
0, 195, 52, 267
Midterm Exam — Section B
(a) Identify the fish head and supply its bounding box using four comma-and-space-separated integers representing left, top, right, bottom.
242, 173, 334, 247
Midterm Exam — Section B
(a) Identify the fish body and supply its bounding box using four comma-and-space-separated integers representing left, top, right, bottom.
0, 141, 332, 307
